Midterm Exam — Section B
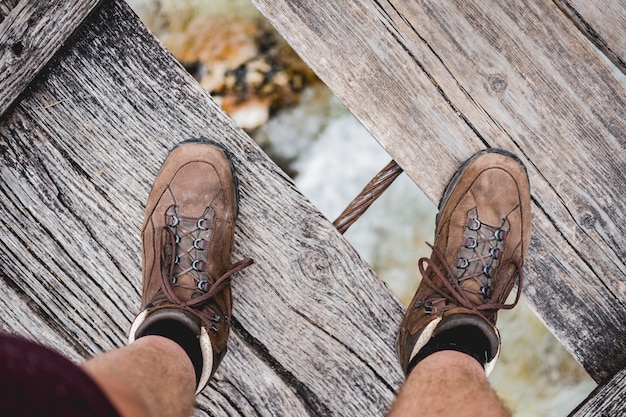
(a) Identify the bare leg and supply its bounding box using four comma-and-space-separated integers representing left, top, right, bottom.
388, 351, 510, 417
82, 336, 196, 417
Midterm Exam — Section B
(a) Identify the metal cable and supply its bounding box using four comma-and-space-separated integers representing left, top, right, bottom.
333, 160, 403, 234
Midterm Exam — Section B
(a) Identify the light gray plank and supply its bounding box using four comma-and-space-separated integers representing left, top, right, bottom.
569, 366, 626, 416
554, 0, 626, 76
0, 1, 404, 415
251, 0, 626, 382
0, 270, 84, 362
0, 0, 19, 19
0, 0, 103, 117
194, 334, 313, 416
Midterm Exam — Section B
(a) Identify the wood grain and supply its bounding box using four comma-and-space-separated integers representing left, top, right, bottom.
553, 0, 626, 75
0, 1, 404, 415
570, 366, 626, 416
0, 0, 103, 117
251, 0, 626, 383
0, 0, 19, 20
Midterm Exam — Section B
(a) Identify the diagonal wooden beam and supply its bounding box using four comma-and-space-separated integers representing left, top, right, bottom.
251, 0, 626, 383
0, 0, 103, 117
553, 0, 626, 76
0, 0, 19, 20
569, 366, 626, 416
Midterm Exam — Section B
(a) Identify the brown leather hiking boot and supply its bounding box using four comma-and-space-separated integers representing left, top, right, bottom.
128, 139, 252, 393
397, 149, 531, 376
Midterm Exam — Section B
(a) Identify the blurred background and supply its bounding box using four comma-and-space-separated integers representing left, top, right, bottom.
126, 1, 596, 415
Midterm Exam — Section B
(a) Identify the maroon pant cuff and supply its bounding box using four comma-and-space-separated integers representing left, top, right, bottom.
0, 333, 120, 417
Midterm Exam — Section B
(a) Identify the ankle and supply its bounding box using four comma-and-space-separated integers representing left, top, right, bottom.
84, 337, 196, 417
407, 325, 491, 375
414, 350, 486, 375
136, 319, 203, 387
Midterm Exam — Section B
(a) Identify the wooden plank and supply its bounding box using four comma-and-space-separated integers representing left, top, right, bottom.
553, 0, 626, 76
251, 0, 626, 382
0, 0, 19, 20
0, 1, 404, 415
569, 366, 626, 416
0, 272, 84, 362
0, 114, 139, 355
0, 0, 103, 117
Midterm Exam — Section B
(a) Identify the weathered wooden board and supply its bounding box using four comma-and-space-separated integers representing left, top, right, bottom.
0, 0, 18, 19
0, 1, 404, 416
0, 0, 103, 116
251, 0, 626, 383
554, 0, 626, 75
570, 366, 626, 416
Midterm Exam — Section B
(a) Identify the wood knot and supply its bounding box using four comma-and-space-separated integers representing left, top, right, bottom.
581, 213, 595, 228
488, 73, 507, 93
296, 248, 332, 282
11, 42, 24, 56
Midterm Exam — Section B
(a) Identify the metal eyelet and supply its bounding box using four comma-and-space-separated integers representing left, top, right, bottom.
494, 228, 506, 241
424, 301, 433, 316
467, 218, 481, 231
193, 238, 206, 250
483, 265, 493, 278
210, 324, 218, 332
464, 236, 478, 249
174, 255, 179, 264
174, 234, 181, 244
489, 247, 501, 260
456, 257, 469, 269
481, 285, 493, 299
197, 218, 209, 230
211, 314, 221, 322
171, 276, 177, 284
167, 215, 179, 227
192, 260, 205, 271
197, 280, 209, 292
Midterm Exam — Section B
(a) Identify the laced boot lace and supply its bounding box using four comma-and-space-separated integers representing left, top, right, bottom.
417, 209, 523, 322
148, 207, 253, 331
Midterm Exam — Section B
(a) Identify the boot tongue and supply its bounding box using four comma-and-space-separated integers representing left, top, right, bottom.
460, 279, 487, 305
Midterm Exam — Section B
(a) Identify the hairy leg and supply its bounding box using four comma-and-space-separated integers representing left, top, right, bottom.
82, 336, 196, 417
388, 351, 510, 417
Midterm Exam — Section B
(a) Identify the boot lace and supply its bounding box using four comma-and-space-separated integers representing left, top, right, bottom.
148, 208, 253, 330
417, 210, 523, 320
